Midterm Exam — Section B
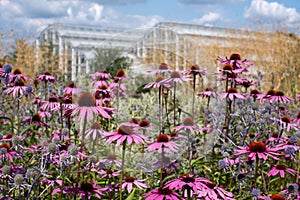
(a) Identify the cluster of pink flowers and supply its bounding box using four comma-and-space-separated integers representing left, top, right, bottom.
0, 55, 299, 200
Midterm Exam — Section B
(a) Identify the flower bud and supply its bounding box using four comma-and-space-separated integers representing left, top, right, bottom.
48, 143, 57, 153
14, 174, 23, 185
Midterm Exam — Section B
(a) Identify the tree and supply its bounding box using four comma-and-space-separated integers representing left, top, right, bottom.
91, 48, 132, 76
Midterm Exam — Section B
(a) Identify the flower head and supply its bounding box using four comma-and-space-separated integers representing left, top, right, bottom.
64, 82, 81, 95
144, 187, 184, 200
99, 153, 122, 168
137, 119, 154, 131
173, 117, 211, 135
3, 79, 27, 98
144, 75, 171, 89
161, 71, 191, 85
36, 71, 56, 82
85, 122, 104, 140
268, 164, 296, 178
1, 63, 13, 77
164, 174, 211, 197
147, 63, 173, 74
65, 92, 113, 121
90, 69, 111, 81
217, 54, 253, 69
219, 87, 245, 101
290, 111, 300, 127
272, 116, 298, 132
198, 181, 235, 200
258, 90, 293, 104
182, 64, 206, 77
9, 68, 32, 83
269, 193, 286, 200
269, 91, 293, 104
198, 87, 218, 99
235, 141, 282, 160
114, 69, 127, 81
40, 93, 60, 111
122, 175, 147, 193
147, 134, 179, 153
103, 125, 148, 146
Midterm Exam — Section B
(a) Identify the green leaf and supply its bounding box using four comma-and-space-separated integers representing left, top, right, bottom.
125, 188, 136, 200
162, 173, 176, 183
269, 176, 280, 184
203, 165, 212, 173
191, 157, 204, 166
0, 116, 12, 122
20, 125, 32, 135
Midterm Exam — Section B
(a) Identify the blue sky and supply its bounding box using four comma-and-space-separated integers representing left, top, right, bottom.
0, 0, 299, 40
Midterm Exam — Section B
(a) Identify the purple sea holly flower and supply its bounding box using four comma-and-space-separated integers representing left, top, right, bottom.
1, 63, 13, 78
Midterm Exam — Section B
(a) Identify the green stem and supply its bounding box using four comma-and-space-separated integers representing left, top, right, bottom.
159, 86, 162, 132
17, 98, 20, 135
120, 142, 126, 200
173, 82, 176, 127
116, 80, 121, 127
81, 113, 87, 149
44, 81, 48, 101
225, 74, 229, 92
160, 146, 164, 187
192, 73, 196, 119
254, 155, 259, 188
60, 102, 63, 141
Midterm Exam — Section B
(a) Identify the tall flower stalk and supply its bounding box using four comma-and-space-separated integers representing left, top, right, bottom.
183, 64, 206, 119
120, 142, 126, 200
161, 71, 191, 127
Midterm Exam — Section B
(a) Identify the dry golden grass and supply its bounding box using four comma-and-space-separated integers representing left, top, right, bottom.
141, 27, 300, 97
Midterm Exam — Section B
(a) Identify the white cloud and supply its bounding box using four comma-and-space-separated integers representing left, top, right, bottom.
244, 0, 300, 25
129, 15, 164, 28
0, 1, 107, 37
65, 3, 104, 23
180, 0, 245, 4
89, 4, 103, 22
192, 12, 221, 25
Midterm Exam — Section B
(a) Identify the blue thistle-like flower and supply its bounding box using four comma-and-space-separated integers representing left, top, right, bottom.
250, 188, 260, 197
3, 63, 12, 74
218, 159, 228, 169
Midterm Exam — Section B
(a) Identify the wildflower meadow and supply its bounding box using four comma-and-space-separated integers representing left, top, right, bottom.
0, 53, 299, 200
